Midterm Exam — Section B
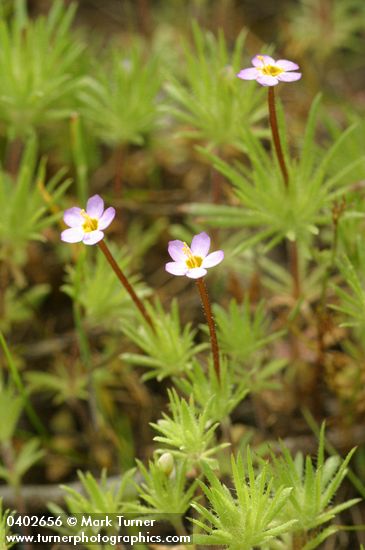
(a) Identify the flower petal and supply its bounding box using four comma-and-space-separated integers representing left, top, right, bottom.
202, 250, 224, 268
168, 240, 186, 262
186, 267, 208, 279
252, 55, 275, 67
82, 230, 104, 245
276, 59, 299, 71
61, 227, 84, 243
98, 207, 116, 230
165, 262, 188, 276
237, 68, 259, 80
190, 232, 210, 257
277, 72, 302, 82
86, 195, 104, 218
63, 207, 83, 227
256, 74, 279, 86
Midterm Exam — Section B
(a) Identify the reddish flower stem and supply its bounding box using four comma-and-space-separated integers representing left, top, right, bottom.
97, 240, 153, 329
268, 87, 289, 187
267, 86, 300, 298
196, 277, 220, 381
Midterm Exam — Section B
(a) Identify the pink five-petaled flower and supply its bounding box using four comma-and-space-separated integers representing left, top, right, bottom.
166, 232, 224, 279
61, 194, 115, 245
237, 55, 301, 87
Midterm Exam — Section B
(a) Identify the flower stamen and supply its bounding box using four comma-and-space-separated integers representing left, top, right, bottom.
81, 209, 98, 232
257, 55, 283, 77
182, 242, 203, 269
262, 65, 283, 77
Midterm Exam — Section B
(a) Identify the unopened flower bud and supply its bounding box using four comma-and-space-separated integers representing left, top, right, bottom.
157, 452, 174, 476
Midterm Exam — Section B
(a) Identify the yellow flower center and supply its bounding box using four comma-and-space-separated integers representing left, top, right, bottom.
261, 65, 283, 76
257, 55, 283, 77
182, 242, 203, 269
81, 210, 98, 232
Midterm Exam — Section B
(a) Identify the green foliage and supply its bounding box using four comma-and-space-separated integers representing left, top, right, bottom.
0, 439, 44, 488
151, 389, 228, 468
0, 284, 50, 333
164, 22, 267, 149
0, 331, 45, 436
175, 358, 248, 423
188, 96, 365, 250
0, 499, 15, 549
332, 254, 365, 328
132, 457, 196, 517
61, 469, 136, 516
215, 299, 284, 363
323, 115, 365, 185
62, 244, 149, 330
213, 299, 286, 392
286, 0, 365, 63
0, 381, 22, 443
80, 43, 161, 147
0, 137, 71, 265
1, 5, 364, 546
121, 299, 207, 380
48, 469, 137, 543
192, 432, 358, 550
0, 0, 84, 138
269, 425, 359, 547
192, 450, 297, 550
26, 359, 88, 405
69, 112, 90, 204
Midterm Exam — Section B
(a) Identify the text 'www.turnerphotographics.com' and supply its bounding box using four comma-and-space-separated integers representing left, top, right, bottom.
6, 514, 194, 546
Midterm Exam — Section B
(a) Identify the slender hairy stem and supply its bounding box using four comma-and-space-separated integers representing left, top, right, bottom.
268, 87, 289, 187
196, 277, 220, 380
267, 86, 300, 298
97, 239, 153, 329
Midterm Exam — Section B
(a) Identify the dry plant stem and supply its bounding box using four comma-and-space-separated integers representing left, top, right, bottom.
267, 86, 300, 298
196, 277, 220, 380
97, 239, 153, 329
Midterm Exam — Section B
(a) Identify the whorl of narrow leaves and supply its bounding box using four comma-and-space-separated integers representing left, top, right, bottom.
0, 0, 84, 137
0, 137, 71, 262
163, 22, 267, 150
192, 449, 297, 550
131, 458, 196, 516
192, 431, 358, 550
62, 243, 149, 330
80, 45, 161, 147
174, 358, 249, 423
269, 424, 359, 539
49, 469, 136, 519
150, 389, 229, 468
187, 95, 365, 253
121, 299, 207, 380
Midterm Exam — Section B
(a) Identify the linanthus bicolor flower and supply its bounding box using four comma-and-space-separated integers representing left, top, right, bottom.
166, 232, 224, 279
237, 55, 302, 87
61, 194, 115, 245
